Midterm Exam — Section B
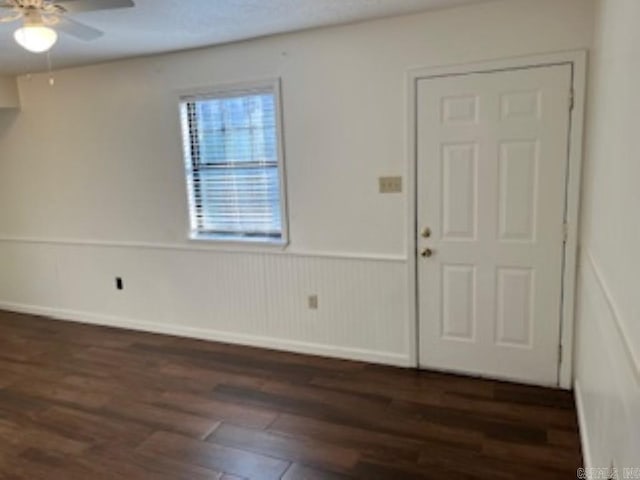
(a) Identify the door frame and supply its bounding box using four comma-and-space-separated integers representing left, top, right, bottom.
405, 50, 587, 389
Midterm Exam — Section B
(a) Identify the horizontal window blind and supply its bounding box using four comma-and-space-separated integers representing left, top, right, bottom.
180, 88, 284, 242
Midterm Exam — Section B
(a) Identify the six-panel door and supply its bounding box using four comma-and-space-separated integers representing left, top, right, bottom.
417, 65, 572, 386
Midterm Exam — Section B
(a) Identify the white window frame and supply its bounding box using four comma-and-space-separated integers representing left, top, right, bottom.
178, 78, 289, 247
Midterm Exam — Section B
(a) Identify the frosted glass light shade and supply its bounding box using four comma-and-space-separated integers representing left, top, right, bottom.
14, 25, 58, 53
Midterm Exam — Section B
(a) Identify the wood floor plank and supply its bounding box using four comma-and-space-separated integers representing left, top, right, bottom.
207, 423, 360, 472
269, 413, 423, 464
80, 446, 226, 480
100, 398, 220, 439
281, 463, 352, 480
389, 398, 549, 445
6, 378, 112, 410
0, 417, 90, 457
35, 405, 153, 448
481, 437, 582, 471
158, 391, 278, 429
212, 384, 484, 448
137, 430, 290, 480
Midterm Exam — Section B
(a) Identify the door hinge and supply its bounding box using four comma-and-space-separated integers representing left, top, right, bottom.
569, 88, 575, 112
563, 222, 569, 243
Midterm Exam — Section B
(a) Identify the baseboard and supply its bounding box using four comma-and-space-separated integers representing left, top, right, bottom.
0, 300, 412, 368
574, 379, 593, 470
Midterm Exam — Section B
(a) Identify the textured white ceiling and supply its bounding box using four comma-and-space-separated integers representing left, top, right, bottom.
0, 0, 494, 75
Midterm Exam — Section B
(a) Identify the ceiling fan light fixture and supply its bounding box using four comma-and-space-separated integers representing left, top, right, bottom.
14, 24, 58, 53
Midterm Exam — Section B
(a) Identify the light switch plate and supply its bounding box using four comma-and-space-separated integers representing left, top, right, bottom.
379, 176, 403, 194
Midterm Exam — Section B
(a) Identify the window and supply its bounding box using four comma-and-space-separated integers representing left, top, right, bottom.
179, 81, 287, 244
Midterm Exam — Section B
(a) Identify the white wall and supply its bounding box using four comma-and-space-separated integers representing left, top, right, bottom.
575, 0, 640, 471
0, 0, 593, 366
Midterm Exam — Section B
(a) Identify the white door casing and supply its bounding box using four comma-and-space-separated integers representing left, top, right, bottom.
416, 64, 572, 386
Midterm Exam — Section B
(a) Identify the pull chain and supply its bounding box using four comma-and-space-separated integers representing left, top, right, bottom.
46, 51, 54, 86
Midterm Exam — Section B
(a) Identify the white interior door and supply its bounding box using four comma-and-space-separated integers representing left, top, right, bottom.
417, 64, 572, 386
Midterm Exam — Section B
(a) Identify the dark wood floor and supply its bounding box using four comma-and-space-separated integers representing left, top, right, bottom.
0, 310, 581, 479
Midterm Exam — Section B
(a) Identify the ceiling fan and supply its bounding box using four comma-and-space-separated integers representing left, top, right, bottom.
0, 0, 134, 53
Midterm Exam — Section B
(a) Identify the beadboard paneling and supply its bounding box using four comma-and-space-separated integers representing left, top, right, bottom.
0, 240, 410, 366
574, 251, 640, 470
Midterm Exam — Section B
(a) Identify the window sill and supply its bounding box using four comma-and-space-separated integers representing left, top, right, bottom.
188, 233, 288, 252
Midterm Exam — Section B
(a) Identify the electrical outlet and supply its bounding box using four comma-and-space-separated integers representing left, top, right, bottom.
379, 176, 402, 193
308, 294, 318, 310
115, 277, 124, 291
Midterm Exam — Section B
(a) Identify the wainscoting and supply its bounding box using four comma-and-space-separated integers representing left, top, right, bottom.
0, 238, 411, 367
574, 250, 640, 470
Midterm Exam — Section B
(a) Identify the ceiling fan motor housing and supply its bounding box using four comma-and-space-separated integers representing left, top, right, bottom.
15, 0, 45, 8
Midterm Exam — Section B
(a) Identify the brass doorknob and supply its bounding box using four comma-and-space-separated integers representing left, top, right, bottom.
421, 227, 432, 238
421, 248, 434, 258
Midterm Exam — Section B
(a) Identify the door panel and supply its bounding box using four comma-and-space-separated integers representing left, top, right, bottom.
442, 143, 478, 240
417, 65, 572, 386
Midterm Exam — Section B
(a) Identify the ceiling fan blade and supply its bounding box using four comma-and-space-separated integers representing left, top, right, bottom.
55, 0, 134, 14
0, 6, 21, 23
55, 16, 104, 41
